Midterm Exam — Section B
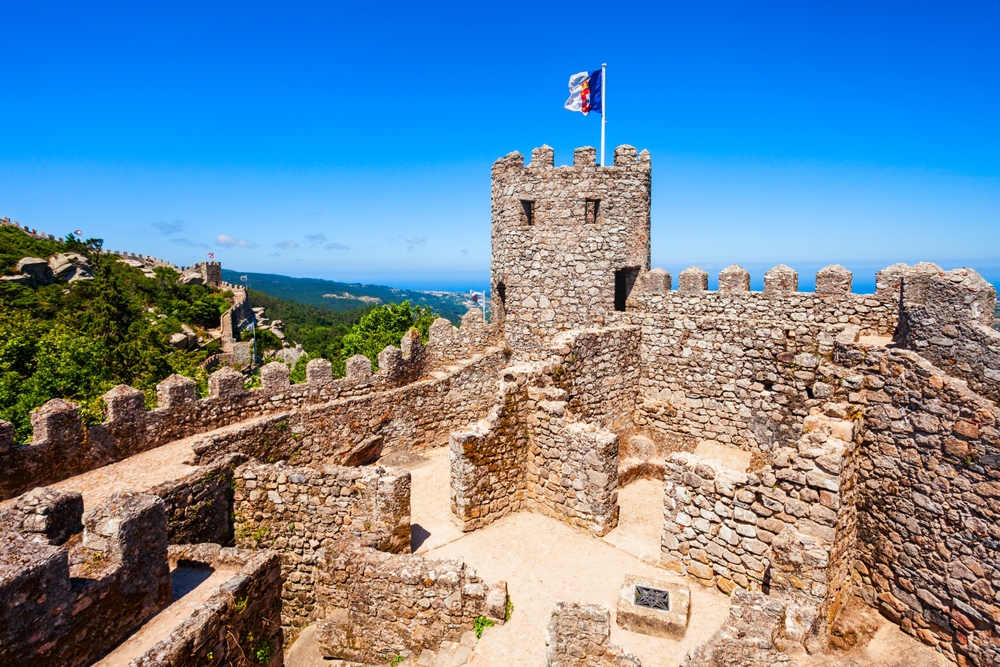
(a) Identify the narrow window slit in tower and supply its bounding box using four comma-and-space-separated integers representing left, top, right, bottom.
520, 200, 534, 226
585, 199, 600, 224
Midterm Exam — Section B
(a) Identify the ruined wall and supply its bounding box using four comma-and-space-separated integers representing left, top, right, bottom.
450, 362, 621, 536
661, 407, 859, 612
0, 490, 172, 667
233, 462, 410, 636
0, 329, 500, 501
491, 145, 651, 355
549, 325, 641, 433
450, 384, 531, 531
152, 453, 243, 546
627, 265, 896, 453
314, 541, 508, 665
834, 342, 999, 667
131, 544, 283, 667
544, 602, 642, 667
895, 265, 1000, 404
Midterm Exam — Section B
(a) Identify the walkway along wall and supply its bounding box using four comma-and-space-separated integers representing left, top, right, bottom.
0, 316, 500, 500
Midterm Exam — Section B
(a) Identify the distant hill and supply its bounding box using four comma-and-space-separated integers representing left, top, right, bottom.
221, 270, 476, 323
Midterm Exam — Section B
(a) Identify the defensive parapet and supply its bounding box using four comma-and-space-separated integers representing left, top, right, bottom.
0, 310, 498, 500
491, 144, 651, 355
0, 490, 172, 667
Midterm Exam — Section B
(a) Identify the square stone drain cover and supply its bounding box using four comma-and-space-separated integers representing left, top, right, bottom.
616, 574, 690, 639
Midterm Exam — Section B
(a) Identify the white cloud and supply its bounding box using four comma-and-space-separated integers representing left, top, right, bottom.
324, 242, 350, 250
460, 248, 469, 255
217, 234, 257, 248
305, 233, 327, 246
276, 240, 299, 249
405, 236, 427, 250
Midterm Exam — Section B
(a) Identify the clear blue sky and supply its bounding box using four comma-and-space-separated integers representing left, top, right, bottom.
2, 1, 998, 292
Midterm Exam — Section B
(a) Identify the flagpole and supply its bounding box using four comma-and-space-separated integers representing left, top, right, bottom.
601, 63, 607, 166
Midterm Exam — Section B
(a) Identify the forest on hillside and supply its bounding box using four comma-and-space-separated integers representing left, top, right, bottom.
0, 225, 450, 443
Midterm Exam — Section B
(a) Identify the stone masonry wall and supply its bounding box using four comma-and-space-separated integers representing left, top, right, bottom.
131, 543, 284, 667
548, 325, 642, 433
492, 145, 651, 355
834, 342, 999, 667
314, 541, 508, 666
233, 461, 410, 637
627, 268, 896, 453
661, 407, 859, 614
895, 265, 1000, 405
0, 490, 172, 667
152, 453, 243, 546
0, 325, 500, 501
451, 361, 621, 536
544, 601, 642, 667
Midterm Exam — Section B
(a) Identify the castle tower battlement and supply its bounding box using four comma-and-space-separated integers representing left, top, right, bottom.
491, 144, 651, 354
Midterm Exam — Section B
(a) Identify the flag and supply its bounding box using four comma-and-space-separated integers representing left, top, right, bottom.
564, 69, 603, 116
74, 229, 83, 237
207, 252, 215, 259
240, 275, 248, 282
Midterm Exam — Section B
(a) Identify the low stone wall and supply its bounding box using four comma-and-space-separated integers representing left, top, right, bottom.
232, 462, 410, 637
152, 453, 243, 546
314, 541, 508, 666
626, 274, 896, 453
450, 362, 621, 536
661, 407, 858, 610
835, 342, 1000, 667
544, 602, 641, 667
681, 589, 801, 667
0, 490, 172, 667
131, 544, 284, 667
0, 317, 499, 501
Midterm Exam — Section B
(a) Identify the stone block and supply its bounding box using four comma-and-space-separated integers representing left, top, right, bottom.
345, 354, 373, 380
156, 374, 197, 409
718, 264, 750, 293
260, 361, 290, 392
764, 264, 798, 294
615, 574, 691, 639
208, 366, 244, 399
573, 146, 597, 167
815, 264, 852, 294
614, 144, 638, 166
678, 266, 709, 292
306, 358, 333, 385
531, 144, 554, 167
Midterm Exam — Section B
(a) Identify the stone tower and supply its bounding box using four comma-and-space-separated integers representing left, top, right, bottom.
491, 144, 651, 354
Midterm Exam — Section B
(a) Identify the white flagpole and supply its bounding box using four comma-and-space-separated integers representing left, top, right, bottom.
601, 63, 607, 166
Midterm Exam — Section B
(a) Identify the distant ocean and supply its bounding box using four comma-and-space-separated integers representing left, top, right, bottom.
355, 262, 1000, 296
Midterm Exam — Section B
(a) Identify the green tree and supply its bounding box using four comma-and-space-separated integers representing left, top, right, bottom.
340, 301, 436, 370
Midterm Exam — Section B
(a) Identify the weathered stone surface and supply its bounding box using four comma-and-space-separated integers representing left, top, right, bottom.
545, 602, 642, 667
615, 574, 690, 639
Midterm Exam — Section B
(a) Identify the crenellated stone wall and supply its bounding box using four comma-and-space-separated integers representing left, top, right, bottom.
0, 318, 500, 501
625, 267, 897, 454
0, 490, 173, 667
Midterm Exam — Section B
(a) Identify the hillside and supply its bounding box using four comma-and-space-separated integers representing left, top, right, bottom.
222, 269, 475, 323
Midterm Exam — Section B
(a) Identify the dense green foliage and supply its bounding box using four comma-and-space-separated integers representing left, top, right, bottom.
224, 269, 469, 322
245, 289, 370, 360
0, 231, 229, 442
340, 301, 437, 370
0, 226, 66, 272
